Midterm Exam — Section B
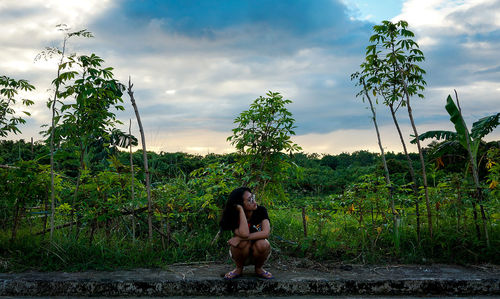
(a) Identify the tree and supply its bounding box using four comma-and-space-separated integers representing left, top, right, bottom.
37, 25, 93, 240
365, 20, 431, 238
0, 76, 35, 138
414, 93, 499, 247
227, 91, 301, 202
39, 26, 133, 238
55, 53, 128, 234
320, 154, 338, 170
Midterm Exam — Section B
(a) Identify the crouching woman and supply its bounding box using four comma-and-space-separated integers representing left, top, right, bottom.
220, 187, 273, 280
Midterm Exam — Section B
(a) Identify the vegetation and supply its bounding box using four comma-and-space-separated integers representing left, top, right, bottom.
0, 22, 499, 272
361, 20, 431, 239
227, 91, 301, 203
0, 76, 35, 137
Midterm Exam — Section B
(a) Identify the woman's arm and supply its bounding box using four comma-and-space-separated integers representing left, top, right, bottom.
233, 205, 249, 238
246, 219, 270, 240
228, 219, 270, 247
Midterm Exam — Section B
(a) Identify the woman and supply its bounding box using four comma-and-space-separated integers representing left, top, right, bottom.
220, 187, 273, 280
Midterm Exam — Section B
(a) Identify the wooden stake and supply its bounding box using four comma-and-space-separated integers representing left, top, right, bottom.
302, 207, 308, 237
127, 77, 153, 242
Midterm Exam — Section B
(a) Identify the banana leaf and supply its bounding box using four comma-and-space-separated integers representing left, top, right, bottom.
471, 113, 500, 140
410, 130, 457, 144
445, 95, 469, 150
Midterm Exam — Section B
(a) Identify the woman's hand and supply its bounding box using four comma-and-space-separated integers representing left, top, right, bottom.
235, 204, 244, 211
228, 236, 241, 247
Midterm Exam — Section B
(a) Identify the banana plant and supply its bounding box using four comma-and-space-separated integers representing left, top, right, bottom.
412, 95, 499, 169
412, 94, 499, 247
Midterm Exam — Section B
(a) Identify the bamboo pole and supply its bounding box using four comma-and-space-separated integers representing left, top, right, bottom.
127, 77, 153, 242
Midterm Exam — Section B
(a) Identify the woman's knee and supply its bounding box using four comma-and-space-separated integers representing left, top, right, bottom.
253, 239, 270, 253
236, 240, 251, 249
230, 240, 251, 258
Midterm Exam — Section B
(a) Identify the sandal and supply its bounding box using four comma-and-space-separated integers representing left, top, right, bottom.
256, 270, 274, 279
224, 270, 242, 280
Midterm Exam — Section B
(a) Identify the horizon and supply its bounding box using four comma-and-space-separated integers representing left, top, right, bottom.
5, 136, 499, 158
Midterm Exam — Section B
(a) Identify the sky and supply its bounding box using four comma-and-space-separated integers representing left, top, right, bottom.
1, 0, 499, 155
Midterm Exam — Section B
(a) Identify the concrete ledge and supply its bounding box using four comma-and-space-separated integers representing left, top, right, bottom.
1, 264, 498, 296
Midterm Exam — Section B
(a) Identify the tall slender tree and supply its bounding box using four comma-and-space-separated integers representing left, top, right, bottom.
366, 20, 432, 238
37, 25, 93, 240
362, 22, 423, 242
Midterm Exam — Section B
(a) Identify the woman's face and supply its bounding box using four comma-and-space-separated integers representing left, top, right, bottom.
242, 191, 258, 211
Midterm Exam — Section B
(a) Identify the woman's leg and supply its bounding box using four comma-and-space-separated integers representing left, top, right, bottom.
251, 239, 271, 275
226, 240, 251, 277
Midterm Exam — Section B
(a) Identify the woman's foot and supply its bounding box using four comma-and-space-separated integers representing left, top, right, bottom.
224, 268, 242, 280
255, 268, 274, 279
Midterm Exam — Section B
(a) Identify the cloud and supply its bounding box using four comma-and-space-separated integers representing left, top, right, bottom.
389, 0, 500, 121
0, 0, 118, 140
1, 0, 499, 155
296, 121, 500, 155
474, 65, 500, 74
81, 1, 374, 137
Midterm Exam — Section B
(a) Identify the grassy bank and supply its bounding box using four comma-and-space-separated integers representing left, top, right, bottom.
1, 204, 498, 272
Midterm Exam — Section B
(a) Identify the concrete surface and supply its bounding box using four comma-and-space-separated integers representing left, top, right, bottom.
0, 263, 498, 296
1, 297, 499, 299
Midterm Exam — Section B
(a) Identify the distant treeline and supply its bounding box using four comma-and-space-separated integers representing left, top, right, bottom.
2, 138, 497, 197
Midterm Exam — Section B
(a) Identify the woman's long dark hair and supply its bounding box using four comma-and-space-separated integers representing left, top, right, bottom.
219, 187, 251, 231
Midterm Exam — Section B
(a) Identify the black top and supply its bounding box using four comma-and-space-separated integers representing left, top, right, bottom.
248, 206, 270, 233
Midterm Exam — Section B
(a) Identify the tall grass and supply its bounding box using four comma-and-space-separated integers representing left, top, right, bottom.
1, 203, 498, 272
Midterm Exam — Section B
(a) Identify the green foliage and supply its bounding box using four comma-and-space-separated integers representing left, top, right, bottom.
228, 91, 300, 155
78, 169, 143, 224
486, 147, 500, 199
445, 95, 470, 149
190, 162, 243, 211
357, 20, 426, 106
0, 76, 35, 138
38, 27, 134, 177
0, 139, 48, 164
3, 20, 499, 271
414, 95, 499, 176
227, 91, 301, 203
414, 96, 499, 147
51, 53, 127, 156
0, 142, 499, 269
471, 113, 500, 139
0, 160, 55, 232
150, 162, 242, 231
416, 130, 458, 142
0, 226, 227, 272
341, 174, 390, 221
